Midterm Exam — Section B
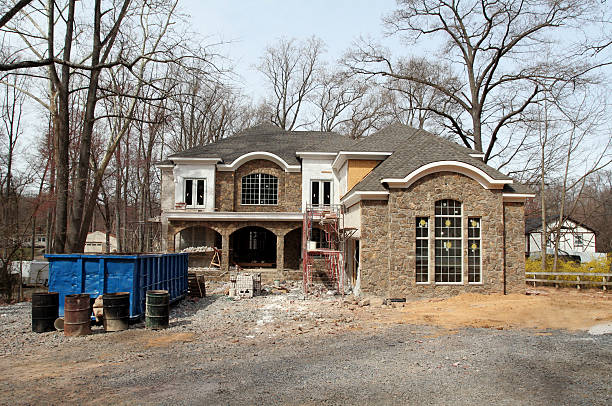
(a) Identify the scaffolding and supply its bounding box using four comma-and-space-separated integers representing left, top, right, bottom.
302, 204, 349, 295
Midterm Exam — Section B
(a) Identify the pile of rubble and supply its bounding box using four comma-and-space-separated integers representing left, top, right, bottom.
180, 246, 214, 253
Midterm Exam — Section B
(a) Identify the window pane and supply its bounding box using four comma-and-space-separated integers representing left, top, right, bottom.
196, 179, 205, 205
323, 181, 331, 205
435, 200, 462, 283
468, 217, 481, 283
416, 217, 429, 283
311, 181, 319, 205
416, 217, 429, 238
242, 174, 260, 205
185, 179, 193, 205
260, 173, 278, 204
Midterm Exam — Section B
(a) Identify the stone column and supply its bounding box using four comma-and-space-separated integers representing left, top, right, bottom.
276, 232, 285, 279
161, 218, 168, 252
221, 233, 230, 273
166, 223, 175, 253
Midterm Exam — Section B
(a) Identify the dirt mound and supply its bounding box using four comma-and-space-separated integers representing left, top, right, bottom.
385, 288, 611, 331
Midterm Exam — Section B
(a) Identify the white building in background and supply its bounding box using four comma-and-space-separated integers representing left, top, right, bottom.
84, 231, 117, 253
525, 216, 604, 262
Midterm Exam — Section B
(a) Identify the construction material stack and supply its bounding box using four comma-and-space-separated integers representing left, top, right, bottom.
302, 204, 346, 295
230, 272, 262, 298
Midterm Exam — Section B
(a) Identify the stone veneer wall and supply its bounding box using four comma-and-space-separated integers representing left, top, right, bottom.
359, 172, 524, 298
359, 200, 390, 294
160, 167, 174, 212
215, 159, 301, 212
503, 202, 526, 294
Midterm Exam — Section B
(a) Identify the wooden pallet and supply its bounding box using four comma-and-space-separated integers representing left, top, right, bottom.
188, 272, 206, 298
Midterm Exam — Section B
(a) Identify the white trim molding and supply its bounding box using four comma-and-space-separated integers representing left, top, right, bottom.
502, 193, 536, 202
340, 190, 389, 208
216, 151, 301, 172
165, 211, 304, 221
331, 151, 393, 171
155, 164, 174, 169
170, 157, 222, 164
296, 152, 338, 159
469, 153, 485, 159
381, 161, 512, 190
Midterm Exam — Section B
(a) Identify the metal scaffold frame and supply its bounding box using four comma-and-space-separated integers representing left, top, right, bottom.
302, 204, 348, 295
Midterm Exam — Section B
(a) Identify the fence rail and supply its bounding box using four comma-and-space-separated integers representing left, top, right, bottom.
526, 271, 612, 290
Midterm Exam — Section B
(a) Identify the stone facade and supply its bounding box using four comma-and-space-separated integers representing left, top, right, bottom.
359, 172, 524, 298
503, 202, 526, 294
160, 167, 174, 211
215, 159, 301, 212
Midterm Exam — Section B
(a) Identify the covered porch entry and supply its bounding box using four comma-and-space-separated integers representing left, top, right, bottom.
166, 214, 303, 281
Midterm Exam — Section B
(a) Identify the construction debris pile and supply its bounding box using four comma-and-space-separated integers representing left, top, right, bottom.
181, 246, 215, 253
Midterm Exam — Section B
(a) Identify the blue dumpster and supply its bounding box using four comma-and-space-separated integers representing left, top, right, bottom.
45, 253, 188, 319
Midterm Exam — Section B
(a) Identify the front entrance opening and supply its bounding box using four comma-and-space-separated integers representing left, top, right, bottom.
284, 228, 302, 269
230, 226, 276, 268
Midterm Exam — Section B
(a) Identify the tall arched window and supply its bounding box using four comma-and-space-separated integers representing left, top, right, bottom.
434, 199, 462, 283
241, 173, 278, 205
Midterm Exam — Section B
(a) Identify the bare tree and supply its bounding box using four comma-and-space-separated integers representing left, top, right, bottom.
346, 0, 604, 162
257, 37, 324, 130
312, 70, 368, 133
339, 88, 393, 139
383, 58, 461, 133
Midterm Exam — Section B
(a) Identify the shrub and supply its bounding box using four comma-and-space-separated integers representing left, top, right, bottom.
525, 256, 611, 287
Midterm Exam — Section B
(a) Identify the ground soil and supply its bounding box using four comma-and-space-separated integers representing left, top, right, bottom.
0, 285, 610, 405
386, 287, 612, 331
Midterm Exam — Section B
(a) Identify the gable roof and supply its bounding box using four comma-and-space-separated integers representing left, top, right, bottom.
165, 122, 532, 197
348, 124, 514, 193
525, 215, 596, 234
168, 123, 355, 166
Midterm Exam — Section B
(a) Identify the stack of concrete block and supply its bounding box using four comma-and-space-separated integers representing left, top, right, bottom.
229, 272, 261, 298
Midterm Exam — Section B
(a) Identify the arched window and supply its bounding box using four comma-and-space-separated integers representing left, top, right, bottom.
434, 199, 462, 283
241, 173, 278, 205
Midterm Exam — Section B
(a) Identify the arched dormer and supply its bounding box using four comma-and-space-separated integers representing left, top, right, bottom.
216, 152, 301, 173
381, 161, 512, 190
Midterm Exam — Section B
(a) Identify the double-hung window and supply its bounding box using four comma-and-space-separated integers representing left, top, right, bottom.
241, 173, 278, 205
311, 180, 332, 206
185, 179, 206, 208
434, 199, 462, 283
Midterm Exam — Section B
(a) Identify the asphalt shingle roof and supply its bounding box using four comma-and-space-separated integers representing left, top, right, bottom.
166, 122, 532, 195
348, 124, 513, 192
168, 123, 355, 165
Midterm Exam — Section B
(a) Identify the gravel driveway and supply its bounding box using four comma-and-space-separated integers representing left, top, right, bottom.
0, 293, 610, 405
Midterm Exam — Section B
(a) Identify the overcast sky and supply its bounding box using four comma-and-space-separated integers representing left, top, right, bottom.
179, 0, 401, 101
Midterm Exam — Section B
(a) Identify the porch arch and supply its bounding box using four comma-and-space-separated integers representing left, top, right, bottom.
229, 226, 277, 268
174, 225, 222, 252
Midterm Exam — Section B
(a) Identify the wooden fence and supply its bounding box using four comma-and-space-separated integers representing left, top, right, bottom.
526, 271, 612, 290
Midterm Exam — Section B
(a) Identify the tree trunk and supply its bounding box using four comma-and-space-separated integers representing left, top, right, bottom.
67, 0, 103, 253
50, 0, 76, 253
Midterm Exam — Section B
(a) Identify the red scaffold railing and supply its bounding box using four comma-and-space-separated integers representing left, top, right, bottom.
302, 204, 345, 295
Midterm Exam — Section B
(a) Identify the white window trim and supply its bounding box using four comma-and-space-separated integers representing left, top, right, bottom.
184, 178, 207, 208
310, 179, 333, 207
241, 173, 279, 206
416, 216, 430, 285
468, 217, 483, 285
434, 201, 464, 285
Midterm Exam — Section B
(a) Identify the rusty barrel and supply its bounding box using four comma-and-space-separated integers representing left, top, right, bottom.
31, 292, 59, 333
64, 294, 92, 336
145, 290, 169, 330
103, 292, 130, 332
